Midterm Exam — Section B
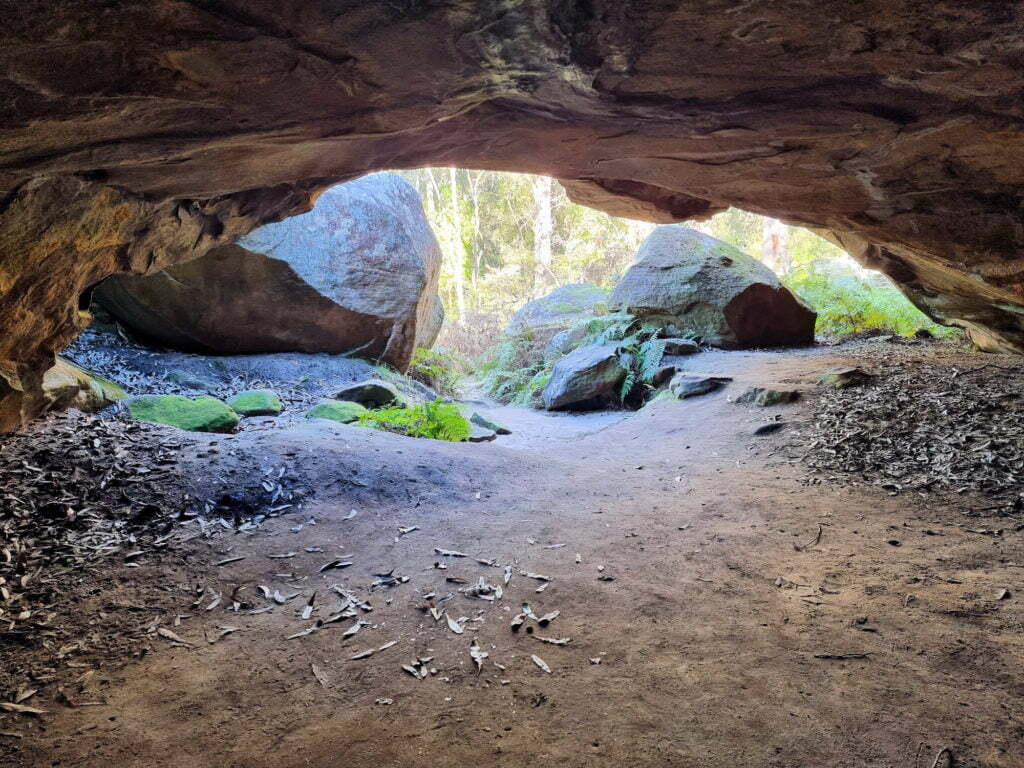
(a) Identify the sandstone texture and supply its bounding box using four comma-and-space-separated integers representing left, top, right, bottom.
542, 343, 625, 411
506, 284, 609, 338
95, 174, 442, 369
611, 226, 816, 348
2, 2, 1024, 428
41, 358, 125, 414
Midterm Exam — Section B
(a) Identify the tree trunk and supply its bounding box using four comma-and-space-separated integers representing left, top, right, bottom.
448, 167, 466, 322
532, 174, 553, 298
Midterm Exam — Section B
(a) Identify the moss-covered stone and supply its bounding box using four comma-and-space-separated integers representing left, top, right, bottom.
306, 400, 368, 424
332, 379, 405, 408
43, 358, 126, 413
228, 389, 282, 416
128, 394, 239, 432
462, 409, 511, 435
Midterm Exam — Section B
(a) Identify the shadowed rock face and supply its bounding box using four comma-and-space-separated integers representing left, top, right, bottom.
1, 1, 1024, 427
95, 173, 443, 370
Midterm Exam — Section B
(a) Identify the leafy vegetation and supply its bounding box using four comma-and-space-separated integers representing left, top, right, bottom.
407, 346, 466, 398
477, 337, 551, 407
357, 399, 471, 442
479, 312, 671, 408
696, 207, 959, 338
783, 264, 955, 338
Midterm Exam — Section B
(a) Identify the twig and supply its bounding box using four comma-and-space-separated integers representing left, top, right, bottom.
813, 652, 873, 660
929, 746, 953, 768
794, 523, 824, 551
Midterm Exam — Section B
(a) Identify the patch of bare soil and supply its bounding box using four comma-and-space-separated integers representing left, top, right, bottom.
3, 340, 1023, 768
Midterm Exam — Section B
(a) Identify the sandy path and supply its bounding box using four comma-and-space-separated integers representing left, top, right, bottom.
5, 345, 1023, 768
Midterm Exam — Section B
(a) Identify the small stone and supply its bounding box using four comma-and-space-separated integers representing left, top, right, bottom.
165, 369, 219, 392
661, 338, 700, 356
734, 386, 800, 407
227, 389, 282, 416
467, 425, 497, 443
815, 367, 875, 389
333, 379, 404, 408
306, 401, 368, 424
467, 411, 511, 435
669, 373, 732, 399
127, 394, 239, 433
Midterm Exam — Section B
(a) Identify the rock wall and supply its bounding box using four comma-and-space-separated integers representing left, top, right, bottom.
2, 1, 1024, 427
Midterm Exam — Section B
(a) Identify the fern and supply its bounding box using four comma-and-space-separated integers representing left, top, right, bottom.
408, 346, 465, 398
479, 312, 670, 407
637, 338, 666, 383
357, 399, 471, 441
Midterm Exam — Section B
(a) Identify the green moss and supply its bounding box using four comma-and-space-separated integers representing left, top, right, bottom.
92, 373, 127, 402
306, 400, 368, 424
228, 389, 282, 416
128, 395, 239, 433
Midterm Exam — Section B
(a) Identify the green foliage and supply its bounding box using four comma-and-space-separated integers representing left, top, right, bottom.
357, 398, 471, 442
478, 337, 550, 407
480, 313, 669, 407
783, 265, 956, 338
616, 327, 667, 402
408, 346, 465, 398
397, 168, 654, 334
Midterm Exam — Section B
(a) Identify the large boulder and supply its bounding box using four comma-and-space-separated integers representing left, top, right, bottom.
542, 343, 625, 411
610, 226, 816, 349
506, 284, 609, 338
95, 173, 443, 370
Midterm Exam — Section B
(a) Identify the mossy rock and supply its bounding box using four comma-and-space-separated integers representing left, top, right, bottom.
462, 409, 511, 435
228, 389, 282, 416
128, 395, 239, 433
333, 379, 405, 408
306, 400, 368, 424
43, 358, 126, 413
165, 369, 218, 391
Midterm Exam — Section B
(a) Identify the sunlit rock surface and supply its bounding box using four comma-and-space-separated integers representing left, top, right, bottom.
611, 226, 816, 349
2, 1, 1024, 427
95, 174, 442, 370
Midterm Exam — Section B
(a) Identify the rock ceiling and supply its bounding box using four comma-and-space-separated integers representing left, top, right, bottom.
1, 0, 1023, 428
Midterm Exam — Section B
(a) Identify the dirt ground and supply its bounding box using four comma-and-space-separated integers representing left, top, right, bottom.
3, 341, 1023, 768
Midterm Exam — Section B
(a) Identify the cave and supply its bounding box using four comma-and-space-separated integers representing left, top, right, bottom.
1, 3, 1023, 767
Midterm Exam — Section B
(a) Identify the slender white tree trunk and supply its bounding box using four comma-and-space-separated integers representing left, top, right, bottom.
532, 174, 553, 297
448, 167, 466, 322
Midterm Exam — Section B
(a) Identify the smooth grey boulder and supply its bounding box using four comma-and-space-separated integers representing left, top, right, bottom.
669, 372, 732, 399
333, 379, 405, 409
662, 338, 700, 356
610, 225, 816, 348
506, 284, 608, 338
542, 343, 624, 411
95, 173, 443, 370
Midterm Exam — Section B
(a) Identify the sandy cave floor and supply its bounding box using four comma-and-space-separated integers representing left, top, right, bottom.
2, 340, 1024, 768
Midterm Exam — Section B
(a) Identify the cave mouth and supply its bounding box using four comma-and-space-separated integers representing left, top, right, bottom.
3, 163, 1021, 766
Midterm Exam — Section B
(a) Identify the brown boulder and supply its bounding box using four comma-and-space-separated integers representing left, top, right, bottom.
95, 174, 442, 370
611, 226, 816, 348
